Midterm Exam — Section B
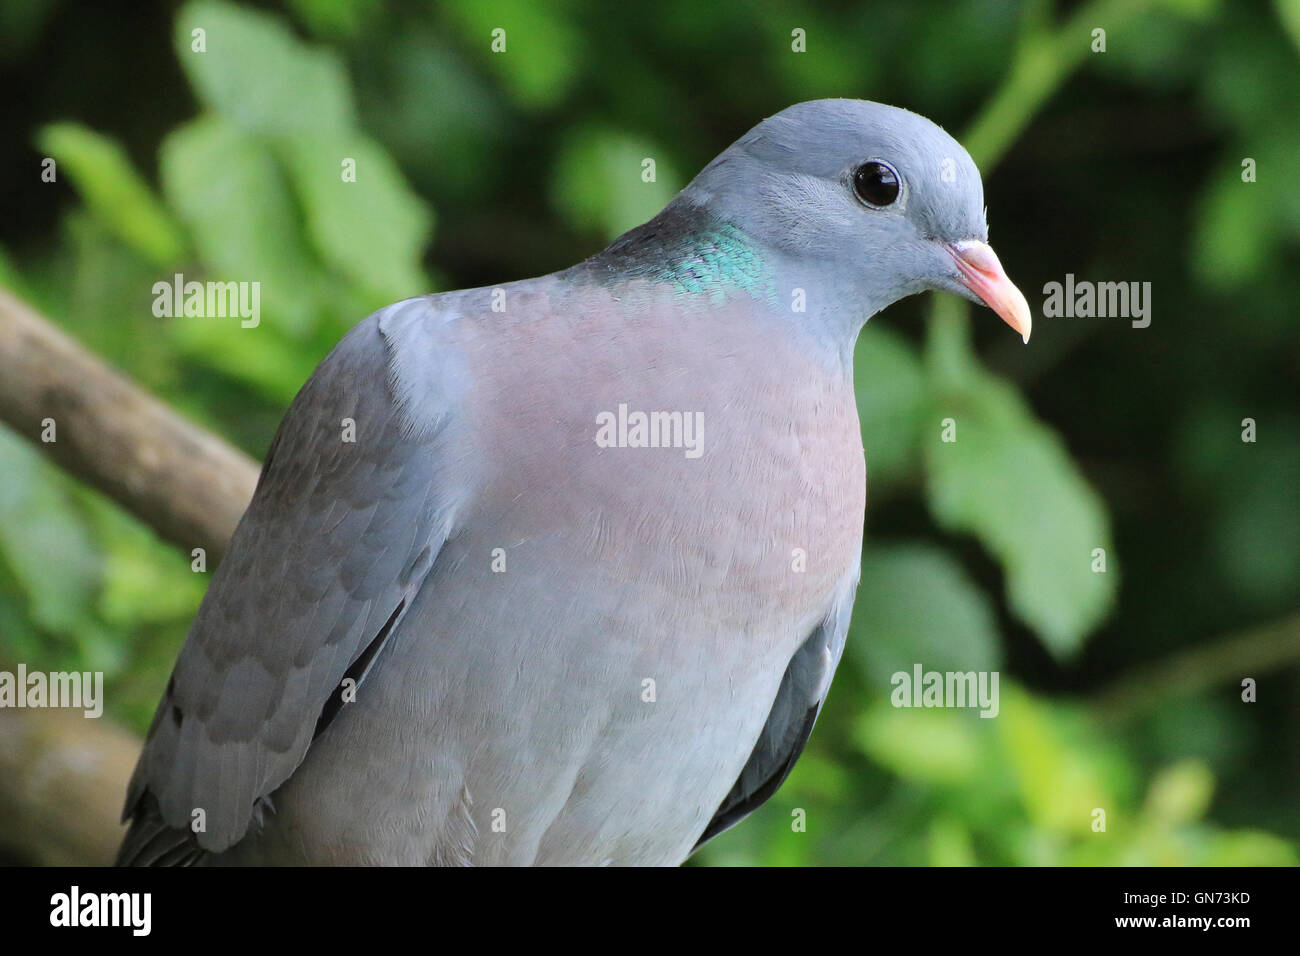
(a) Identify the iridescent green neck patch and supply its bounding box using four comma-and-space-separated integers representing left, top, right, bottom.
587, 213, 777, 304
658, 223, 773, 300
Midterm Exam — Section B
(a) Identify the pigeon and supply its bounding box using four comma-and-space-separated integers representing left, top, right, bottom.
117, 98, 1030, 866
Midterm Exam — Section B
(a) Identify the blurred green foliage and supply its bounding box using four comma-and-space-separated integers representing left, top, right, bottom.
0, 0, 1296, 865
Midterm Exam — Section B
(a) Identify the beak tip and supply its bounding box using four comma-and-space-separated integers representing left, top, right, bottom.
946, 239, 1033, 346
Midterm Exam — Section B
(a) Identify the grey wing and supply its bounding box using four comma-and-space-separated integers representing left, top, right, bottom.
694, 573, 859, 850
118, 296, 469, 864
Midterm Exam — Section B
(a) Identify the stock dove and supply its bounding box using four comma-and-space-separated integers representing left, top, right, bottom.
118, 98, 1030, 866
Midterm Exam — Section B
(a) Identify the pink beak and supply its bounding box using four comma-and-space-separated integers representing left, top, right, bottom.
945, 240, 1032, 344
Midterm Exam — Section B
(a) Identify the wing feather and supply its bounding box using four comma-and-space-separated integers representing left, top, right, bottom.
695, 571, 859, 849
119, 297, 468, 862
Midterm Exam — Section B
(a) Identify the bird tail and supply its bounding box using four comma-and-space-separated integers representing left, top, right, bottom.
115, 791, 207, 867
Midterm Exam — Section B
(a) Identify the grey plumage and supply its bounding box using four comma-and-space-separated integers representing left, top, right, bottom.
118, 99, 1029, 866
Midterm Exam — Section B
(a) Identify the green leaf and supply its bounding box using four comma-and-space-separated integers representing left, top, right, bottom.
928, 817, 977, 866
442, 0, 582, 109
166, 312, 319, 404
287, 0, 383, 39
160, 114, 321, 337
855, 323, 926, 487
174, 0, 354, 137
1154, 0, 1220, 20
1192, 160, 1276, 288
923, 299, 1116, 658
90, 497, 207, 628
57, 214, 184, 383
1142, 759, 1214, 826
997, 685, 1123, 834
549, 125, 680, 240
854, 698, 983, 785
848, 542, 1001, 687
279, 135, 433, 305
0, 242, 30, 298
1203, 829, 1299, 866
1280, 0, 1300, 54
36, 123, 187, 267
0, 429, 101, 633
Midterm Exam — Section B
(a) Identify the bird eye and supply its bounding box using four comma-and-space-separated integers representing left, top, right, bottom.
852, 161, 900, 207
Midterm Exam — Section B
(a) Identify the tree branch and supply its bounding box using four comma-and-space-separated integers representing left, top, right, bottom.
0, 287, 258, 563
1092, 612, 1300, 724
0, 288, 259, 865
0, 709, 141, 866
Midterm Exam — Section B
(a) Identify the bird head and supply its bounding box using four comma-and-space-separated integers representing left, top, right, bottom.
678, 98, 1032, 343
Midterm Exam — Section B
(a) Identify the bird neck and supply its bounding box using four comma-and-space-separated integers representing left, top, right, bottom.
577, 204, 864, 377
584, 205, 777, 300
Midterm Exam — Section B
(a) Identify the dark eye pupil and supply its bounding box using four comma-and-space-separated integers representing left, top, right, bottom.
854, 162, 899, 206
